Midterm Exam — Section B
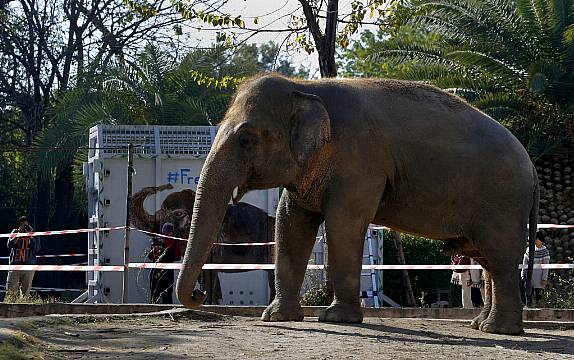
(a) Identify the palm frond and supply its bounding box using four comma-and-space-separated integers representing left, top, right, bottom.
444, 50, 526, 85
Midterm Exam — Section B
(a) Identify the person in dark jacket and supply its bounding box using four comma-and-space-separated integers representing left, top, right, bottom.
5, 216, 40, 299
148, 222, 180, 304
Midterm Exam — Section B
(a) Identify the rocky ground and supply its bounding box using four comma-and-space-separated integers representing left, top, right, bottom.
1, 309, 573, 359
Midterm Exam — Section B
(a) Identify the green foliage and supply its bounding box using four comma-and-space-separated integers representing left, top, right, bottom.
379, 231, 451, 307
344, 0, 574, 155
540, 263, 574, 308
341, 27, 443, 78
122, 0, 159, 19
28, 40, 305, 225
338, 0, 400, 49
0, 150, 36, 231
300, 286, 330, 306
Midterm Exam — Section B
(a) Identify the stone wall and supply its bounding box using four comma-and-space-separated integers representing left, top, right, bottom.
536, 156, 574, 262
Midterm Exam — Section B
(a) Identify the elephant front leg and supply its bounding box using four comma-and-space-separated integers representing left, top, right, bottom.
471, 269, 491, 329
267, 270, 276, 303
318, 216, 369, 323
262, 193, 322, 322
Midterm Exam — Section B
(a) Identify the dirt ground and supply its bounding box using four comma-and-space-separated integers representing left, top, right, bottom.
2, 309, 574, 360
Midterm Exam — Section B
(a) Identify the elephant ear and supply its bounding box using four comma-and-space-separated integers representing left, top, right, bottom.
162, 189, 196, 215
289, 90, 331, 167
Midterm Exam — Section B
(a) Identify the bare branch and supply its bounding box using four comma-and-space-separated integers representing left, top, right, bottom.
299, 0, 324, 48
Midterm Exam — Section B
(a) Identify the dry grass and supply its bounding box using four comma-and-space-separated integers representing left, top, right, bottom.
3, 292, 57, 304
0, 331, 42, 360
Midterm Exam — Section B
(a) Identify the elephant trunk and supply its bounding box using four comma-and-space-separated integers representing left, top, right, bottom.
176, 146, 245, 308
130, 185, 167, 231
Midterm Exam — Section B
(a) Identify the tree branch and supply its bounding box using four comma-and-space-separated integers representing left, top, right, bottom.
299, 0, 324, 50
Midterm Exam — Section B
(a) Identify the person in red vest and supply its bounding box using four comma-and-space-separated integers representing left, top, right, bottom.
5, 216, 40, 300
148, 222, 181, 304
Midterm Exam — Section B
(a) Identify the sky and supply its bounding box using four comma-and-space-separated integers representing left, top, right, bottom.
183, 0, 380, 73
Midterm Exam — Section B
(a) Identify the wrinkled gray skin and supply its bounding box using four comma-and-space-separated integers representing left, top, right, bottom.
176, 74, 539, 335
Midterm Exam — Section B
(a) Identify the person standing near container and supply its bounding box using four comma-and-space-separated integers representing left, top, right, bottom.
5, 216, 40, 300
148, 222, 181, 304
451, 255, 483, 308
521, 234, 550, 307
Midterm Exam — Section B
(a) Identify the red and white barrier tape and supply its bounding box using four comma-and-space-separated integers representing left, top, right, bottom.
127, 263, 574, 270
129, 263, 275, 270
0, 265, 123, 271
133, 228, 276, 246
1, 222, 573, 244
36, 253, 88, 258
0, 226, 125, 239
0, 285, 85, 292
1, 253, 88, 260
537, 224, 574, 229
132, 228, 186, 241
0, 263, 572, 271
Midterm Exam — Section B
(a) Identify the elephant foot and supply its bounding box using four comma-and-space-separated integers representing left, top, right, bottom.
479, 315, 524, 335
261, 300, 303, 322
318, 303, 363, 323
470, 308, 490, 330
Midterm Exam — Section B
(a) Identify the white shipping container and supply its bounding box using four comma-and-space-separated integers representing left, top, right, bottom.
85, 125, 279, 304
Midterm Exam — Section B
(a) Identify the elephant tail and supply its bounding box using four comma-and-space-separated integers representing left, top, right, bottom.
525, 165, 539, 298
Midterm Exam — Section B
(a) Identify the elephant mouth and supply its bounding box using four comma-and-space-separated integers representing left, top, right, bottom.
232, 185, 249, 204
191, 289, 208, 304
232, 178, 281, 204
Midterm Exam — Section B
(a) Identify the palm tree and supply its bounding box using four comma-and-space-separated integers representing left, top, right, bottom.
373, 0, 574, 156
31, 44, 235, 232
36, 44, 236, 160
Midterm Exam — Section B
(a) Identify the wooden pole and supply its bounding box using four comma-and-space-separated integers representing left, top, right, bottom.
393, 231, 416, 307
320, 223, 334, 304
122, 143, 134, 303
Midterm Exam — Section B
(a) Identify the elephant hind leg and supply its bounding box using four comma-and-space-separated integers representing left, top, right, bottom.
471, 224, 525, 334
479, 266, 524, 334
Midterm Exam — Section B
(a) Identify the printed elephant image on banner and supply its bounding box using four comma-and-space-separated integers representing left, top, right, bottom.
84, 124, 280, 305
131, 183, 276, 305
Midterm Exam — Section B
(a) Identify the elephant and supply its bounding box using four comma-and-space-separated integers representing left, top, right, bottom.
131, 183, 195, 239
175, 73, 538, 335
131, 183, 275, 304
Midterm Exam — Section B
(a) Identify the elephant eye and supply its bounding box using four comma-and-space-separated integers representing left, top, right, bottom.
238, 131, 256, 149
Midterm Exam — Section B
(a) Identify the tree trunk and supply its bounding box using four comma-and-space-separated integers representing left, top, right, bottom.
45, 165, 74, 288
393, 231, 416, 307
49, 165, 74, 231
299, 0, 339, 78
33, 174, 51, 231
299, 0, 340, 302
320, 0, 338, 77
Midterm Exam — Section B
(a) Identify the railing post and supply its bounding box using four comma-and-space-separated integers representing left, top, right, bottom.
122, 143, 134, 303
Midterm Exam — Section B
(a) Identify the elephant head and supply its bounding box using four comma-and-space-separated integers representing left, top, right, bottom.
131, 183, 196, 239
176, 74, 331, 308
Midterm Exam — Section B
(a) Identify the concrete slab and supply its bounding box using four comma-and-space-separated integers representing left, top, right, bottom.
1, 303, 573, 322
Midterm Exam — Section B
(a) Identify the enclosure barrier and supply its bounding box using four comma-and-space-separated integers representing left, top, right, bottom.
0, 285, 85, 292
0, 263, 572, 271
0, 223, 573, 270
